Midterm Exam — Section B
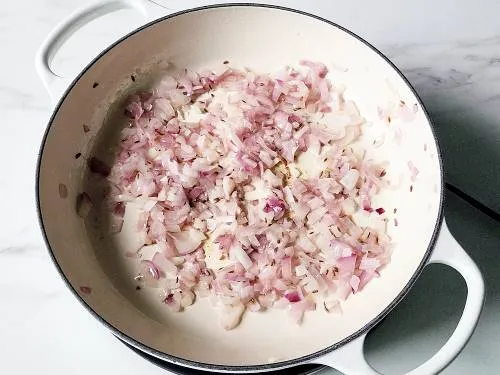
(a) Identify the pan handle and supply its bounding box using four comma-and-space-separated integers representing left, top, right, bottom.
35, 0, 173, 104
311, 219, 484, 374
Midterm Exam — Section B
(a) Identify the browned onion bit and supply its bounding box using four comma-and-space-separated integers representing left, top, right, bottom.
79, 286, 92, 294
88, 157, 110, 177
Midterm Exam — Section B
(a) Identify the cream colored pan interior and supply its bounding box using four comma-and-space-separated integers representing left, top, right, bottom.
38, 5, 442, 368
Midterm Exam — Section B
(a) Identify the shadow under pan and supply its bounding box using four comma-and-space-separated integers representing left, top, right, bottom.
118, 338, 325, 375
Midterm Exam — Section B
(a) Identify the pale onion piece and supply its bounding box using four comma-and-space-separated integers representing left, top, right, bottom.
303, 276, 319, 293
324, 299, 342, 314
274, 297, 290, 309
158, 188, 167, 202
340, 169, 360, 191
360, 257, 381, 271
204, 149, 220, 163
140, 260, 160, 280
336, 255, 357, 277
206, 218, 217, 232
307, 206, 328, 225
181, 103, 205, 123
164, 291, 182, 312
288, 163, 301, 178
192, 217, 207, 232
311, 122, 346, 142
352, 209, 371, 228
180, 290, 195, 308
295, 264, 308, 277
336, 280, 352, 301
248, 234, 260, 248
244, 178, 271, 201
143, 199, 157, 212
208, 185, 225, 203
76, 193, 93, 218
203, 234, 232, 270
152, 251, 178, 276
196, 134, 210, 150
289, 304, 305, 324
166, 189, 179, 203
139, 244, 163, 260
116, 202, 147, 250
155, 75, 176, 93
216, 216, 235, 225
221, 303, 245, 330
329, 240, 353, 258
307, 197, 324, 210
319, 261, 329, 274
338, 125, 361, 147
295, 148, 324, 179
260, 265, 276, 280
170, 227, 206, 255
372, 133, 385, 148
371, 215, 387, 236
210, 223, 237, 241
331, 225, 342, 238
283, 186, 296, 207
341, 197, 357, 216
262, 169, 282, 187
147, 147, 161, 159
352, 210, 386, 234
259, 151, 274, 167
293, 203, 311, 226
182, 163, 199, 178
165, 224, 181, 233
229, 244, 253, 270
312, 228, 333, 251
180, 175, 197, 188
378, 232, 391, 246
350, 274, 361, 293
296, 235, 316, 253
222, 176, 235, 200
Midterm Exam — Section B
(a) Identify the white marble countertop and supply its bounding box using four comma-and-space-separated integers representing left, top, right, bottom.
1, 0, 499, 374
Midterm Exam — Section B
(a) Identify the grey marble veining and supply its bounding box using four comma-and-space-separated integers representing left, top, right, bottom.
383, 38, 500, 212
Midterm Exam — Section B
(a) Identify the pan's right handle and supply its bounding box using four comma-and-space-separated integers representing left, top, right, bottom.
311, 220, 485, 374
35, 0, 173, 104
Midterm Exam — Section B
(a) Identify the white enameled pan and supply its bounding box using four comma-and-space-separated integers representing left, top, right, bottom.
35, 1, 485, 374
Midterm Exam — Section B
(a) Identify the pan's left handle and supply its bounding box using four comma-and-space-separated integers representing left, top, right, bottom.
35, 0, 174, 104
310, 219, 484, 374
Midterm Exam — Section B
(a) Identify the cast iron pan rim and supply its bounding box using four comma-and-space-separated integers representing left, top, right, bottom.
35, 3, 445, 372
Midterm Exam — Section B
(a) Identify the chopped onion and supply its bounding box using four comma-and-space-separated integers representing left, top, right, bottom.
170, 227, 205, 255
230, 244, 253, 270
340, 169, 359, 191
324, 298, 342, 314
104, 61, 391, 330
350, 274, 361, 293
221, 303, 245, 330
140, 260, 160, 280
